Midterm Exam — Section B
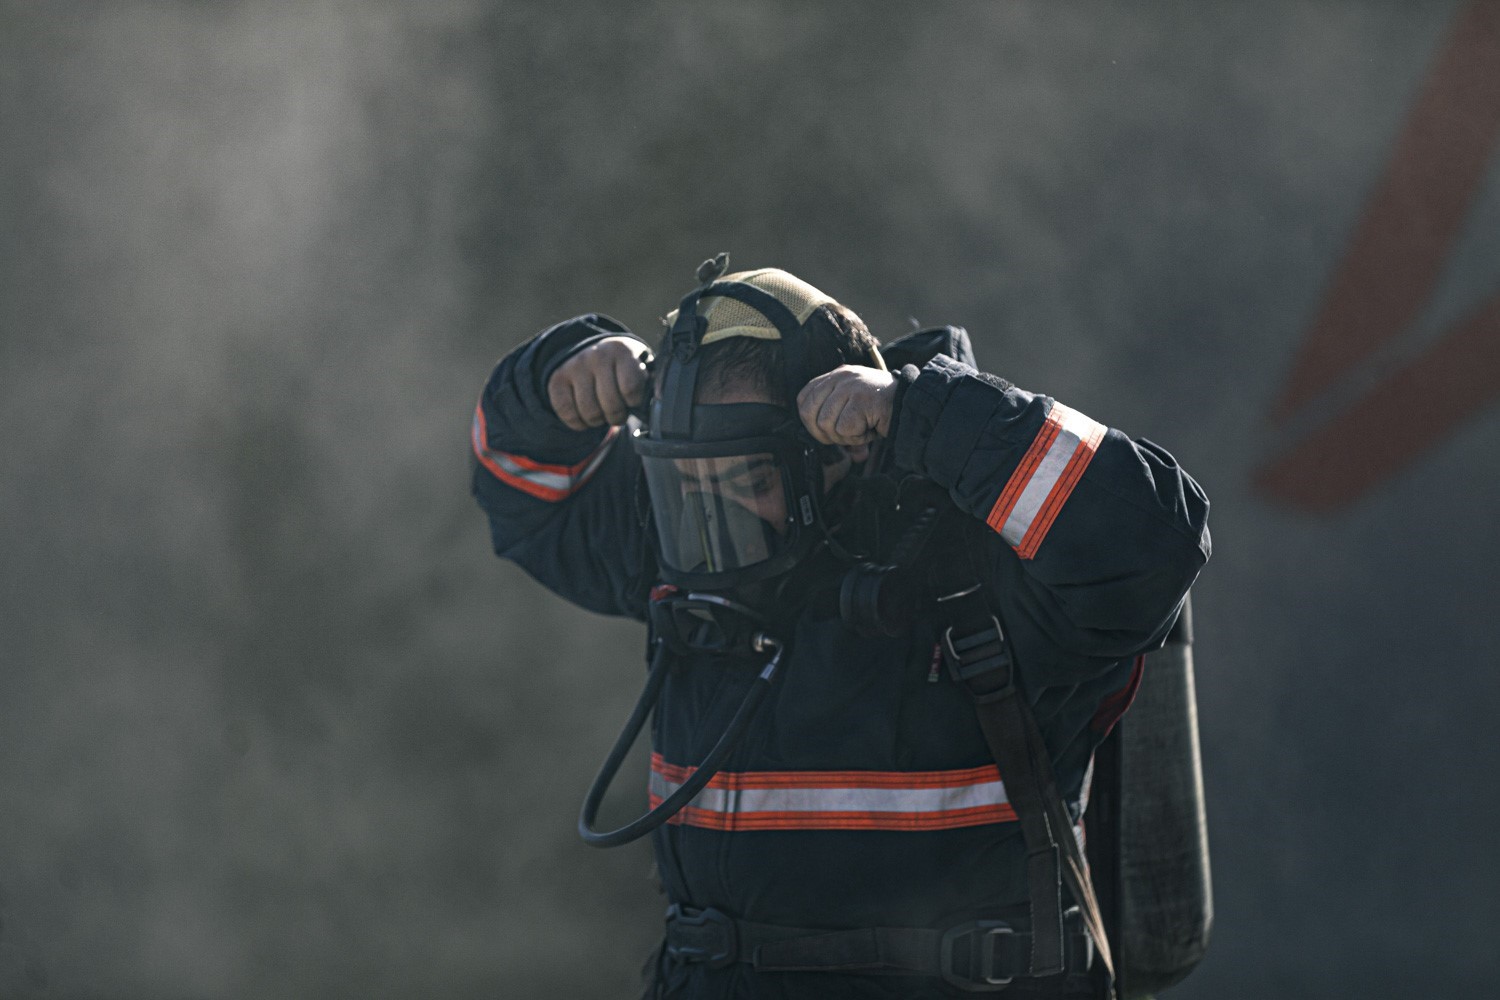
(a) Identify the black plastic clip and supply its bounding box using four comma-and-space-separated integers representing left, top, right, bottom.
940, 920, 1020, 991
696, 252, 730, 285
942, 616, 1016, 703
664, 905, 737, 969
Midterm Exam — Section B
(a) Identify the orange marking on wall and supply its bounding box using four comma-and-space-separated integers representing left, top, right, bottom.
1271, 0, 1500, 424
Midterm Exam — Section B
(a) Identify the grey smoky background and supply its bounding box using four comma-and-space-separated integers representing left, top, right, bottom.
3, 2, 1498, 998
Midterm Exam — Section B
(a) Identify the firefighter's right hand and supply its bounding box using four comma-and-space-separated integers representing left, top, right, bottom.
547, 336, 652, 430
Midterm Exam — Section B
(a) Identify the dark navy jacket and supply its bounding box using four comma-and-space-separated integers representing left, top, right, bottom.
471, 315, 1210, 999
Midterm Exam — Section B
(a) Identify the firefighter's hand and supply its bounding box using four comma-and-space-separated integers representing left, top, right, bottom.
796, 365, 897, 446
547, 337, 652, 430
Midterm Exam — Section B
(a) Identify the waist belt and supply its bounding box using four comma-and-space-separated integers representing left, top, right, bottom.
664, 904, 1096, 995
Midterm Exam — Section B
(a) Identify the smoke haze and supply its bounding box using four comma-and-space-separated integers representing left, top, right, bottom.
1, 2, 1496, 997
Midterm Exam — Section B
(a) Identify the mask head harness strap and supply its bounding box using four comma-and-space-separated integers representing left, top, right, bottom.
655, 290, 707, 440
652, 256, 826, 443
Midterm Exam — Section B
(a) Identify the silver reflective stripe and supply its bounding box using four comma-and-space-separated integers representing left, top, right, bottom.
648, 771, 1011, 815
998, 403, 1105, 548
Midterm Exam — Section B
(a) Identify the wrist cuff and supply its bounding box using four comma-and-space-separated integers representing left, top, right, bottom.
885, 363, 922, 446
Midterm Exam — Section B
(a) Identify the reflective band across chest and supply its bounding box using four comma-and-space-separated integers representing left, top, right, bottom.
649, 754, 1018, 831
986, 401, 1107, 560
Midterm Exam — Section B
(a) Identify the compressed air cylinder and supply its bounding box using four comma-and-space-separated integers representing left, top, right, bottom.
1117, 598, 1212, 998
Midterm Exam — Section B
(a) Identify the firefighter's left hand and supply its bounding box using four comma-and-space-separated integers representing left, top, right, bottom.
796, 365, 898, 446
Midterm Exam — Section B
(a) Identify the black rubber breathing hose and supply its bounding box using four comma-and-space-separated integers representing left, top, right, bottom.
578, 637, 784, 848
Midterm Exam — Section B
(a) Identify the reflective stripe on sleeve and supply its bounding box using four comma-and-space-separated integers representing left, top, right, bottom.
648, 754, 1018, 832
471, 401, 619, 502
985, 402, 1106, 560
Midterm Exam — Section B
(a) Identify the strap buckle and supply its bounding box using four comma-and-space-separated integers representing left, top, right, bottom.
942, 616, 1016, 702
940, 920, 1020, 992
664, 905, 736, 969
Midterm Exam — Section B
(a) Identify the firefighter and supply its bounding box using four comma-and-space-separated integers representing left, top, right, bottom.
470, 260, 1210, 998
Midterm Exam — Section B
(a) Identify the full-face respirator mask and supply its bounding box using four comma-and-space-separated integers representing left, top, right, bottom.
633, 255, 878, 595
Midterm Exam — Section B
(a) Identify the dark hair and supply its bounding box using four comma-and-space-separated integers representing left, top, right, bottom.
695, 303, 883, 405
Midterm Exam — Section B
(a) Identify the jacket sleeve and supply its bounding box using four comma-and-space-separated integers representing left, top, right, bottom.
890, 354, 1210, 679
469, 314, 655, 620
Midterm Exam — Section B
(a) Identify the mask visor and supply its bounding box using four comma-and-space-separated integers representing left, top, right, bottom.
641, 451, 794, 577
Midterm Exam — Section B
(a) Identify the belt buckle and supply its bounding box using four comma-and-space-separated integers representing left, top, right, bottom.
940, 920, 1017, 992
664, 905, 736, 969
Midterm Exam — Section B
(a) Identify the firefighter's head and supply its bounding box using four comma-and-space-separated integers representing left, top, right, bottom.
635, 261, 884, 590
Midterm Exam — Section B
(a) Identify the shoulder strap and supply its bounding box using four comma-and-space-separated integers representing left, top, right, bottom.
939, 573, 1117, 997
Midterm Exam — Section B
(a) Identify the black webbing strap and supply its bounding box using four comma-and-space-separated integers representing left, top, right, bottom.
939, 582, 1117, 998
751, 925, 938, 973
664, 904, 1096, 994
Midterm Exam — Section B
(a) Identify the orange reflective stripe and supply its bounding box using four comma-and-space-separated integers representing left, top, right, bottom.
649, 754, 1019, 833
650, 799, 1019, 832
471, 400, 618, 502
986, 402, 1106, 559
986, 416, 1062, 535
651, 754, 1001, 790
1015, 417, 1106, 560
